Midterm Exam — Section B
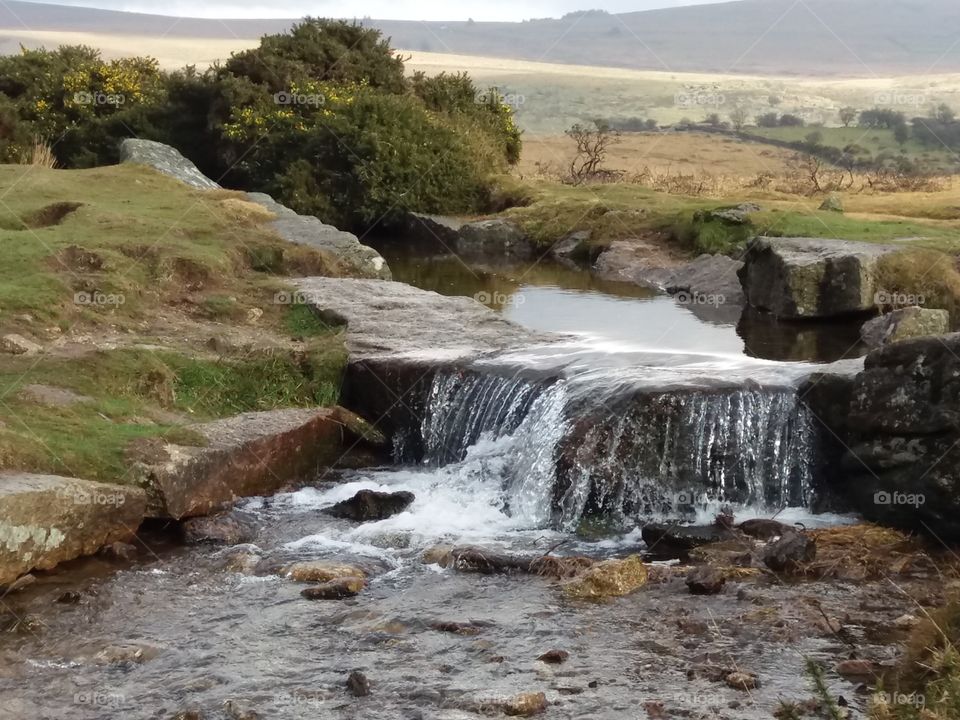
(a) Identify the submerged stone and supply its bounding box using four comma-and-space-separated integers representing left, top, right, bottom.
300, 577, 365, 600
181, 511, 258, 545
282, 561, 367, 583
346, 670, 371, 697
562, 555, 648, 599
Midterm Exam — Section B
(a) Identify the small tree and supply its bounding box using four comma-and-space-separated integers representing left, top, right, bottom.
565, 121, 620, 184
729, 106, 750, 131
779, 114, 805, 127
756, 112, 779, 128
935, 103, 956, 123
839, 107, 858, 127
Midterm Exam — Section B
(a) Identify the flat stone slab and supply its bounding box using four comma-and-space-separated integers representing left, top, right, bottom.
0, 473, 146, 586
295, 277, 553, 360
136, 407, 372, 519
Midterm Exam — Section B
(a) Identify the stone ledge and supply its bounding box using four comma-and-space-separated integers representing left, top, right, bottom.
0, 473, 146, 586
134, 407, 380, 519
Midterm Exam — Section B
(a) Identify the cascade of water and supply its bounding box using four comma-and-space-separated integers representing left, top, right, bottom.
414, 367, 817, 530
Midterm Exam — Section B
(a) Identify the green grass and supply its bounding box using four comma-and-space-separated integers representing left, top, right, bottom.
506, 178, 960, 257
0, 163, 351, 484
0, 163, 343, 331
0, 341, 347, 483
747, 126, 958, 171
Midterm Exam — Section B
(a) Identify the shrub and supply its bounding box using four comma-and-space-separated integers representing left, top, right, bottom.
875, 249, 960, 328
0, 20, 523, 234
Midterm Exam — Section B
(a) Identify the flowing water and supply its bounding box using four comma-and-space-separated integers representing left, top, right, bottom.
0, 251, 874, 719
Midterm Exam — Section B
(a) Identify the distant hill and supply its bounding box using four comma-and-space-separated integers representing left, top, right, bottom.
2, 0, 960, 76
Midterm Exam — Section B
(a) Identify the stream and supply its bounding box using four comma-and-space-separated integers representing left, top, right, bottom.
0, 251, 891, 720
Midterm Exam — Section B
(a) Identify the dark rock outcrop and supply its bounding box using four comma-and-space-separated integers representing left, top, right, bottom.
401, 212, 463, 246
739, 236, 898, 319
0, 473, 146, 586
325, 490, 415, 522
642, 524, 732, 551
843, 334, 960, 540
763, 530, 816, 572
737, 518, 792, 540
457, 218, 532, 258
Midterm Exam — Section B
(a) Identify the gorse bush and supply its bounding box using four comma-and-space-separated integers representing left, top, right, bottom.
0, 19, 522, 230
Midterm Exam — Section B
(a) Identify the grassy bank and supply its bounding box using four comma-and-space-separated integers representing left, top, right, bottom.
0, 163, 349, 483
504, 178, 960, 255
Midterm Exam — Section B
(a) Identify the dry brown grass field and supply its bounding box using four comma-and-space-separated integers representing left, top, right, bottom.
518, 132, 798, 182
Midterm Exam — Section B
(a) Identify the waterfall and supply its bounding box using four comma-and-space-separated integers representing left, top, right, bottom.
553, 387, 815, 529
409, 366, 818, 530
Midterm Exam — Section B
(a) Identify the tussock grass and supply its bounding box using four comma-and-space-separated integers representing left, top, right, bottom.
875, 249, 960, 328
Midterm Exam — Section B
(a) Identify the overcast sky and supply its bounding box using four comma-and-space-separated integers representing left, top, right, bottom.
27, 0, 734, 22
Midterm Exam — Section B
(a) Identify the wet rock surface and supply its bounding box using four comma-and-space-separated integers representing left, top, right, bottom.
0, 472, 146, 586
642, 523, 734, 551
324, 489, 415, 522
685, 566, 726, 595
739, 236, 898, 319
301, 577, 365, 599
181, 511, 258, 545
763, 530, 817, 572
